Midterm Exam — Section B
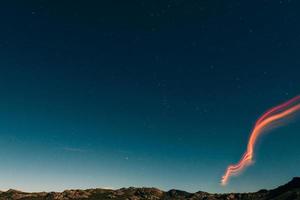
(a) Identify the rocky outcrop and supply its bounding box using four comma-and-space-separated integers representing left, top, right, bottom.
0, 177, 299, 200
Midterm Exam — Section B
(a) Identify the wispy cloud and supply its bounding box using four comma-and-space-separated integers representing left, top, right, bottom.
63, 147, 88, 153
102, 187, 115, 190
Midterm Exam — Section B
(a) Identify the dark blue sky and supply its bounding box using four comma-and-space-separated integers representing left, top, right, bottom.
0, 0, 300, 193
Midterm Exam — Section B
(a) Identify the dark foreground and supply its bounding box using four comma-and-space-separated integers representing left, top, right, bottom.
1, 177, 300, 200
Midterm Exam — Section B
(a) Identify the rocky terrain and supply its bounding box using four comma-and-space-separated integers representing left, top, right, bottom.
0, 177, 299, 200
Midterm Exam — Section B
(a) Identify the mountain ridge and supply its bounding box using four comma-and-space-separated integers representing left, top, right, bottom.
0, 177, 299, 200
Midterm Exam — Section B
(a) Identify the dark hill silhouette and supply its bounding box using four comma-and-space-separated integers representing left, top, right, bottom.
0, 177, 299, 200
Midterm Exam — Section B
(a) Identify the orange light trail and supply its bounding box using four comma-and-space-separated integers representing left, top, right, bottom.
221, 96, 300, 186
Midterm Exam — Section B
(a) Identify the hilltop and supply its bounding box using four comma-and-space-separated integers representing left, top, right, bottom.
0, 177, 299, 200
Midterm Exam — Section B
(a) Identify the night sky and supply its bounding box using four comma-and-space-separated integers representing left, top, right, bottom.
0, 0, 300, 193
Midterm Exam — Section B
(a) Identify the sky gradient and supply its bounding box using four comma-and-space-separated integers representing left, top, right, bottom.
0, 0, 300, 193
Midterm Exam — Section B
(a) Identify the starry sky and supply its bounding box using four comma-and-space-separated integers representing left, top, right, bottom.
0, 0, 300, 193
